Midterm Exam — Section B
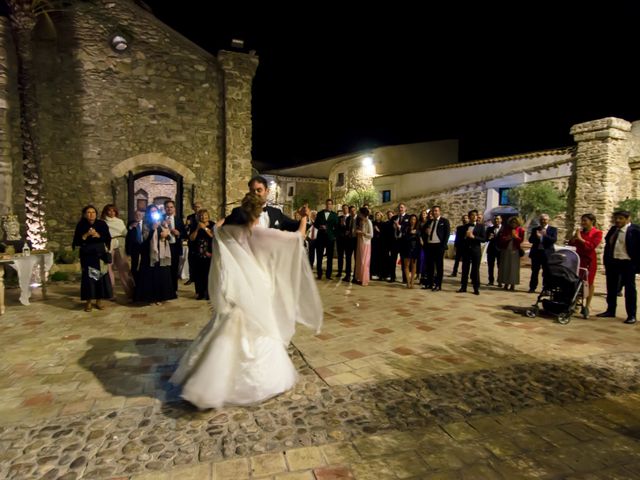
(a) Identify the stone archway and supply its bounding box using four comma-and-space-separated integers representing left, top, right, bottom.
111, 153, 196, 221
111, 153, 196, 182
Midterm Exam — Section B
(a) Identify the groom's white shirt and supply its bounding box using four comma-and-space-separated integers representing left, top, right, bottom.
258, 208, 270, 228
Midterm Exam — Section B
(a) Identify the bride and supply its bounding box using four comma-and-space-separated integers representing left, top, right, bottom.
170, 193, 323, 409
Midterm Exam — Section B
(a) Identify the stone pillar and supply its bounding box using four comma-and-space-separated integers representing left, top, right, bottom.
0, 18, 13, 216
218, 50, 259, 215
570, 117, 632, 234
628, 121, 640, 198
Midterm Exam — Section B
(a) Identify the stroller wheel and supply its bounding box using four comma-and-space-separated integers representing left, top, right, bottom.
557, 312, 571, 325
525, 306, 538, 318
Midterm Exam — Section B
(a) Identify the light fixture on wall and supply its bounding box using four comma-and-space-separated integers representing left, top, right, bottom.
111, 35, 129, 52
362, 156, 373, 167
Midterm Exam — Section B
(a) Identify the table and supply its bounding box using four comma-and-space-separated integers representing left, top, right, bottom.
0, 252, 54, 315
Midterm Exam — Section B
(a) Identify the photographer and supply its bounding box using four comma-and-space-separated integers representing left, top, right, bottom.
189, 208, 215, 300
134, 205, 176, 305
72, 205, 112, 312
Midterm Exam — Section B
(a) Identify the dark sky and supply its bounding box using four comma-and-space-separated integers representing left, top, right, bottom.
145, 1, 637, 168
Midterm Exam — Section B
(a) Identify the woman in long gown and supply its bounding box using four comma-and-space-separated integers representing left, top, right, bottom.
354, 207, 373, 286
170, 193, 323, 409
72, 205, 113, 312
497, 216, 525, 291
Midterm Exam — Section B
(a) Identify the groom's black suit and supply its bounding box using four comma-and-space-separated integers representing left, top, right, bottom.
225, 205, 299, 231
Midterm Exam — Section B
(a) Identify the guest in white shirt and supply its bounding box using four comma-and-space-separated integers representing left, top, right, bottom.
101, 204, 134, 299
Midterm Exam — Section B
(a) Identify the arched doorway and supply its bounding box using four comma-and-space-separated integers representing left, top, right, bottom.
127, 170, 184, 221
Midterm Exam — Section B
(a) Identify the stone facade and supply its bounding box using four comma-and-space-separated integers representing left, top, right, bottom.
266, 175, 329, 215
0, 17, 21, 218
2, 0, 256, 250
133, 174, 177, 212
570, 118, 633, 235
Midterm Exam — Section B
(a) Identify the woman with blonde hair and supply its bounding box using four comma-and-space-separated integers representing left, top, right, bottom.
101, 204, 134, 299
171, 193, 322, 409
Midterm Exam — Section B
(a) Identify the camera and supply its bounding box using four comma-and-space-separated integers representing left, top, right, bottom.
151, 212, 161, 221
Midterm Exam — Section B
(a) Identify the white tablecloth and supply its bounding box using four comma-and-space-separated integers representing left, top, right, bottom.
7, 252, 54, 305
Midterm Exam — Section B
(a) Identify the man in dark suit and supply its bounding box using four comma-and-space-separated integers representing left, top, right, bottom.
528, 213, 558, 293
486, 215, 503, 286
125, 210, 144, 284
450, 214, 469, 277
314, 199, 339, 279
164, 200, 186, 295
343, 205, 358, 282
422, 205, 451, 291
335, 204, 350, 278
184, 200, 201, 286
597, 210, 640, 324
457, 209, 486, 295
390, 203, 411, 283
225, 176, 304, 231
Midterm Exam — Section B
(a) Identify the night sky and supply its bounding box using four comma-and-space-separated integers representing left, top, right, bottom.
104, 2, 640, 167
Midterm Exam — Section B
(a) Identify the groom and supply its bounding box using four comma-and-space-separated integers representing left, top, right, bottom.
225, 176, 308, 230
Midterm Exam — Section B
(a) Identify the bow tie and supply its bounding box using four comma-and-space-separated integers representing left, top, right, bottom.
263, 207, 268, 212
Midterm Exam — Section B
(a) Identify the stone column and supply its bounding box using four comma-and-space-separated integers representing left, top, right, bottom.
570, 117, 632, 234
218, 50, 259, 215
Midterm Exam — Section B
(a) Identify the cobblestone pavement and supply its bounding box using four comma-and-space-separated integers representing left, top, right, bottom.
1, 260, 640, 479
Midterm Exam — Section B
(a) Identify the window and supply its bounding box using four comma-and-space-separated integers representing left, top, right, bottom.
336, 172, 345, 187
288, 186, 294, 197
382, 190, 391, 203
499, 188, 511, 206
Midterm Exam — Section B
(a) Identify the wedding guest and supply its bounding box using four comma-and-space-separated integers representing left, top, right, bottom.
390, 203, 411, 283
125, 210, 144, 283
486, 215, 503, 287
101, 204, 134, 299
528, 213, 558, 293
135, 205, 176, 305
189, 209, 215, 300
497, 216, 525, 291
402, 214, 421, 288
371, 211, 386, 280
450, 214, 469, 276
184, 200, 202, 286
313, 199, 338, 279
354, 207, 374, 286
164, 200, 186, 296
72, 205, 112, 312
336, 204, 350, 278
568, 213, 603, 318
457, 210, 486, 295
306, 210, 318, 267
422, 206, 450, 291
596, 210, 640, 324
342, 206, 358, 282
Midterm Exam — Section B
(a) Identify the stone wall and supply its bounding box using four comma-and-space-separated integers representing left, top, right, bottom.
0, 17, 22, 220
270, 176, 329, 215
219, 51, 258, 213
570, 118, 632, 235
381, 186, 487, 225
133, 175, 177, 212
12, 0, 256, 250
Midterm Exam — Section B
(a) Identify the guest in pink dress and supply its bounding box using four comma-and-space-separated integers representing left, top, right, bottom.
355, 207, 373, 286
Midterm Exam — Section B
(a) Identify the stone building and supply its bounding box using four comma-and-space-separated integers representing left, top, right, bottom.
265, 117, 640, 242
264, 140, 458, 212
0, 0, 257, 250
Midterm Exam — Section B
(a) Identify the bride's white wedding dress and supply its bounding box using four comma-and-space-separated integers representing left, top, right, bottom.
170, 224, 323, 409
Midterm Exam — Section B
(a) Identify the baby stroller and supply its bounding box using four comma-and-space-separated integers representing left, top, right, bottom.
525, 248, 588, 325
